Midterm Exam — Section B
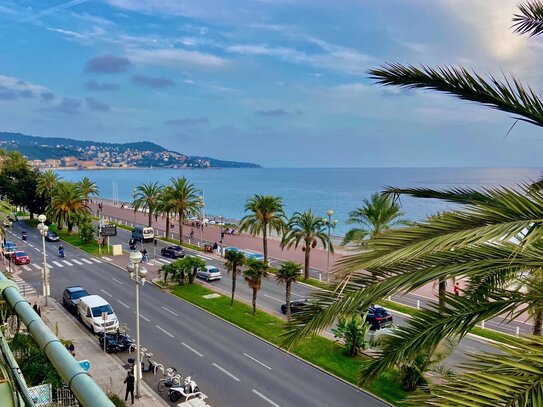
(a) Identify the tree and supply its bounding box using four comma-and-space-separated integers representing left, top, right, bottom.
36, 169, 61, 201
48, 181, 89, 234
132, 182, 163, 227
281, 210, 331, 280
78, 215, 96, 243
243, 258, 268, 315
283, 4, 543, 404
78, 176, 99, 204
225, 249, 246, 305
343, 193, 407, 245
331, 314, 371, 357
158, 186, 176, 239
240, 195, 285, 263
178, 256, 206, 284
164, 177, 199, 243
275, 261, 301, 320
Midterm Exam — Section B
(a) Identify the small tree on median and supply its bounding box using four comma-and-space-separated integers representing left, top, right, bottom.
332, 313, 371, 357
275, 261, 301, 320
243, 258, 268, 315
225, 249, 246, 305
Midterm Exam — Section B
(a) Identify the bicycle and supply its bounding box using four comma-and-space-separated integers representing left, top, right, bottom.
157, 367, 182, 392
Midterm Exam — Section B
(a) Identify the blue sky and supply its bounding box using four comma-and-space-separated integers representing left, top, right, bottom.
0, 0, 542, 167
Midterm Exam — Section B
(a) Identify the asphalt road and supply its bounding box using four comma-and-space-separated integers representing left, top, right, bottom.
10, 223, 386, 407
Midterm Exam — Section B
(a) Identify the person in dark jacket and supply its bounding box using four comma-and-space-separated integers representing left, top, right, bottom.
124, 371, 135, 404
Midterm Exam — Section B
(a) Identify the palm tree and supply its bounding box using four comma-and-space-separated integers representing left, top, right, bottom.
276, 261, 301, 320
240, 195, 285, 263
343, 193, 407, 245
36, 170, 61, 201
48, 181, 89, 234
283, 3, 543, 404
225, 249, 246, 305
132, 182, 163, 227
164, 177, 199, 243
158, 186, 176, 239
78, 177, 99, 204
179, 256, 206, 284
281, 210, 331, 280
243, 258, 268, 315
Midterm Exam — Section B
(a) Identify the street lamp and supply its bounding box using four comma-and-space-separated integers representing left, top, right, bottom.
126, 250, 147, 399
219, 215, 224, 258
322, 209, 338, 283
197, 197, 205, 247
37, 214, 49, 306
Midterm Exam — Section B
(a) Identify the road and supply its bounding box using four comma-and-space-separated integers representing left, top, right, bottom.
10, 222, 386, 407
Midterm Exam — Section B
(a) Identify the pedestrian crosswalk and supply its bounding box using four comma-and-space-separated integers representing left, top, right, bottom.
13, 256, 108, 272
10, 274, 36, 296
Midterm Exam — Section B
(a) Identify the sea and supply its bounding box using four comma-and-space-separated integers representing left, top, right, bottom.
56, 167, 543, 236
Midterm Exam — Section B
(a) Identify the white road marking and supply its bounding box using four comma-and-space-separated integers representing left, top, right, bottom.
264, 294, 282, 302
139, 314, 150, 322
90, 258, 102, 263
212, 363, 240, 381
81, 258, 93, 264
162, 306, 179, 316
28, 244, 34, 248
244, 353, 272, 370
291, 292, 306, 298
252, 389, 280, 407
32, 264, 42, 270
100, 289, 112, 298
62, 260, 73, 266
22, 265, 32, 271
197, 254, 213, 260
112, 277, 124, 286
34, 248, 40, 252
155, 325, 174, 338
52, 261, 64, 267
182, 342, 204, 357
157, 258, 171, 264
102, 256, 112, 261
116, 300, 129, 309
71, 259, 83, 265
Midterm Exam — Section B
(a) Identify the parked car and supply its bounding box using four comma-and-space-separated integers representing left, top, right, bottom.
281, 300, 309, 314
2, 220, 11, 228
225, 247, 265, 261
45, 231, 60, 242
2, 242, 17, 257
7, 215, 15, 223
63, 286, 89, 314
12, 251, 30, 265
131, 225, 154, 242
364, 306, 393, 330
196, 265, 221, 281
77, 295, 119, 333
161, 245, 185, 258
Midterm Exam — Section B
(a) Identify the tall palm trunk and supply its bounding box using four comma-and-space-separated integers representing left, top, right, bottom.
165, 213, 170, 238
178, 212, 184, 243
304, 246, 311, 280
252, 287, 257, 315
147, 210, 152, 227
263, 225, 268, 264
533, 308, 543, 336
438, 277, 447, 309
231, 266, 237, 305
67, 221, 73, 235
285, 281, 292, 321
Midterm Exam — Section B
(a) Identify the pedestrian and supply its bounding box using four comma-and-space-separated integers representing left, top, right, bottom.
170, 222, 174, 229
124, 371, 135, 405
212, 242, 218, 254
33, 303, 41, 317
453, 282, 460, 296
190, 228, 194, 239
121, 204, 124, 209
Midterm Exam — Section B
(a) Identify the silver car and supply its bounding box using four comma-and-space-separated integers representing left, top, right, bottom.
196, 265, 221, 281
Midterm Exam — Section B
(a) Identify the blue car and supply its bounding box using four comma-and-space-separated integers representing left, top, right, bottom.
225, 247, 264, 261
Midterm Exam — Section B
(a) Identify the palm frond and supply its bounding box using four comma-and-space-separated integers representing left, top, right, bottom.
368, 64, 543, 127
513, 0, 543, 37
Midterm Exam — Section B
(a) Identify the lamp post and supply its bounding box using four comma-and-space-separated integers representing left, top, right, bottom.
323, 210, 338, 283
126, 251, 147, 399
219, 215, 224, 258
197, 197, 205, 247
37, 214, 49, 306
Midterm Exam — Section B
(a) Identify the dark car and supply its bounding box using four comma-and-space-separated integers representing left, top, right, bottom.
281, 300, 308, 315
45, 231, 60, 242
63, 286, 89, 314
161, 245, 185, 258
365, 306, 393, 330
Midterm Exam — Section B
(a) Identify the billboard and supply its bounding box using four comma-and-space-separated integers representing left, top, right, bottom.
100, 224, 117, 236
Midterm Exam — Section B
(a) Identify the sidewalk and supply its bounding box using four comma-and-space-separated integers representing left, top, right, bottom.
15, 271, 167, 407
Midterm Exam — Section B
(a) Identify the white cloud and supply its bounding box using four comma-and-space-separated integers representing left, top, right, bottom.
0, 75, 49, 93
128, 48, 228, 69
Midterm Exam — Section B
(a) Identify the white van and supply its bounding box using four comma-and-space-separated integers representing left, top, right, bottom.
132, 225, 155, 242
77, 295, 119, 333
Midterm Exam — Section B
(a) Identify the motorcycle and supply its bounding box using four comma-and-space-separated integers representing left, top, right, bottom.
168, 374, 201, 403
21, 231, 27, 241
58, 247, 65, 258
97, 331, 135, 353
129, 239, 137, 251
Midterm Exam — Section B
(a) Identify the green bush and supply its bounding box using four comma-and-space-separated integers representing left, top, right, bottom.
108, 393, 126, 407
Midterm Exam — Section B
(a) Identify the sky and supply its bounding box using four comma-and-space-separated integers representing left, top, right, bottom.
0, 0, 543, 168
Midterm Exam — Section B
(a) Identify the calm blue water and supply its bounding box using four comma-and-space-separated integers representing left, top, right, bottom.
56, 167, 543, 235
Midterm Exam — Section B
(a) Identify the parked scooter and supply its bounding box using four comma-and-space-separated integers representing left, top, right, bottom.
58, 246, 65, 258
168, 374, 201, 402
21, 231, 27, 241
129, 238, 137, 251
98, 330, 135, 353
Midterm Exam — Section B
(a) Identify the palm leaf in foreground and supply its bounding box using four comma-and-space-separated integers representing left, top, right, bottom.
368, 63, 543, 127
513, 0, 543, 37
414, 335, 543, 407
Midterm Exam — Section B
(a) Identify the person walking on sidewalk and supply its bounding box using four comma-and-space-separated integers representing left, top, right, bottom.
124, 371, 135, 405
453, 282, 460, 296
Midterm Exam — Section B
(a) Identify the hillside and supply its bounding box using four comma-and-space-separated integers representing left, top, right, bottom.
0, 132, 260, 169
